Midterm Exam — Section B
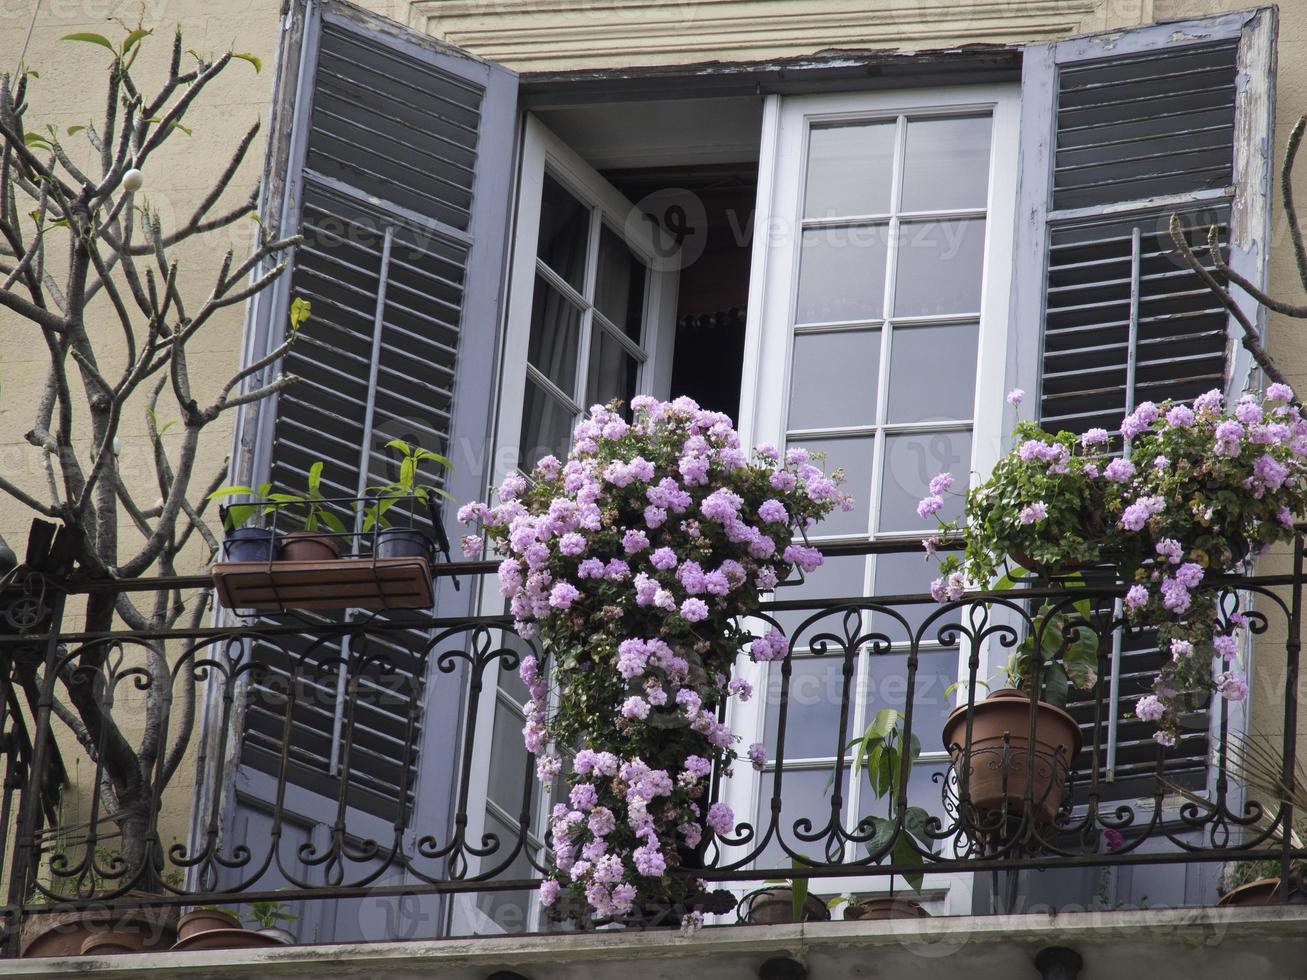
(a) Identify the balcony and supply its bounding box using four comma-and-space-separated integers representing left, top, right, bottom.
1, 537, 1306, 977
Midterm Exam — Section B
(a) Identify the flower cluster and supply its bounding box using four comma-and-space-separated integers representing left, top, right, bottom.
918, 386, 1306, 744
462, 397, 846, 921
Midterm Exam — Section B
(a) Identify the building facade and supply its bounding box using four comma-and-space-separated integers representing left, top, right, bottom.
3, 0, 1307, 976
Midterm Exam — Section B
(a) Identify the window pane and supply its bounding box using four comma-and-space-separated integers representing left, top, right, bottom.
769, 552, 868, 638
586, 326, 638, 409
788, 436, 874, 537
537, 172, 589, 292
754, 766, 848, 869
863, 649, 957, 756
488, 700, 528, 811
788, 329, 880, 430
856, 760, 948, 823
795, 226, 887, 324
887, 323, 978, 423
804, 122, 896, 219
595, 225, 647, 341
872, 551, 962, 644
527, 275, 582, 395
764, 656, 854, 760
476, 811, 536, 933
894, 218, 986, 318
519, 378, 576, 470
901, 115, 993, 213
880, 430, 971, 532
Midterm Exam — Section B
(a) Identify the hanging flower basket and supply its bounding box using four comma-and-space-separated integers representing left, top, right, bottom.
462, 397, 849, 925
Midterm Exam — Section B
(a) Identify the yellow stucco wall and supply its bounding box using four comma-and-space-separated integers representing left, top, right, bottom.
1, 0, 1304, 885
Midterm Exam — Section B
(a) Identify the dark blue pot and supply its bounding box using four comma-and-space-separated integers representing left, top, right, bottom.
223, 526, 280, 563
374, 527, 430, 560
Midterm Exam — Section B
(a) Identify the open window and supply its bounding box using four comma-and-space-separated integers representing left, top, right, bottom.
217, 0, 1275, 941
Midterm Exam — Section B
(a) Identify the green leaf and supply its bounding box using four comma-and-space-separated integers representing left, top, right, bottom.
289, 296, 311, 332
307, 461, 324, 498
62, 33, 117, 54
231, 51, 262, 73
23, 132, 51, 150
317, 510, 348, 535
868, 707, 900, 740
66, 125, 85, 137
208, 485, 258, 500
122, 28, 152, 53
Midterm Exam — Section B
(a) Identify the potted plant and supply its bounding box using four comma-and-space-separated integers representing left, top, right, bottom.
461, 396, 847, 926
19, 847, 179, 958
245, 900, 299, 944
211, 462, 349, 562
362, 439, 454, 559
741, 859, 832, 924
210, 481, 282, 562
920, 386, 1307, 749
842, 709, 937, 919
175, 905, 243, 943
940, 599, 1094, 829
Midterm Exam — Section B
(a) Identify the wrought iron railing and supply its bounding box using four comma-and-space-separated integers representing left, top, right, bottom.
0, 535, 1304, 952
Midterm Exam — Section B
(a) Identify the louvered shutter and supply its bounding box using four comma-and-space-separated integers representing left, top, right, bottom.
220, 0, 517, 940
1011, 10, 1274, 801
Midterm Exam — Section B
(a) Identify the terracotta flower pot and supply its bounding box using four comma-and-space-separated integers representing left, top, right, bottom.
176, 907, 242, 943
80, 930, 144, 956
170, 927, 289, 951
843, 897, 931, 921
942, 689, 1082, 827
1217, 877, 1307, 907
19, 894, 178, 958
280, 529, 342, 562
741, 887, 830, 924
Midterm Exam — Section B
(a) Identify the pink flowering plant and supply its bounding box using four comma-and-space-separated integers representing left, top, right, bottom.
921, 385, 1307, 745
460, 397, 848, 923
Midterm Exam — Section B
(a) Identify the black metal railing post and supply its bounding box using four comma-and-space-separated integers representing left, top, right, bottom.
1280, 532, 1302, 900
3, 587, 65, 955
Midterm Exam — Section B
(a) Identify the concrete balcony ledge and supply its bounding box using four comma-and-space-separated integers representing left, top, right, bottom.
10, 905, 1307, 980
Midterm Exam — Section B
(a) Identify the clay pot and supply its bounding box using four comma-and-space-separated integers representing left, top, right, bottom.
80, 930, 144, 956
19, 896, 178, 958
843, 897, 931, 921
1216, 877, 1307, 907
170, 927, 289, 951
741, 887, 831, 924
942, 689, 1082, 826
280, 530, 342, 562
176, 907, 242, 943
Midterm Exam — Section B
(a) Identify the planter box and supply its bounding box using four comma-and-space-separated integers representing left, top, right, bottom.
212, 556, 433, 612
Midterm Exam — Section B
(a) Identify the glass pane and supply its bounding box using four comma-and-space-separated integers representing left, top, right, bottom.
764, 656, 854, 760
788, 329, 880, 430
804, 122, 896, 219
497, 627, 533, 705
887, 323, 978, 423
488, 700, 528, 810
754, 766, 848, 869
595, 225, 647, 341
872, 551, 963, 644
537, 172, 589, 292
880, 430, 971, 532
586, 327, 638, 410
476, 811, 536, 933
769, 552, 868, 639
894, 218, 986, 318
856, 761, 948, 823
527, 275, 582, 395
519, 379, 576, 471
788, 436, 874, 537
795, 225, 887, 324
901, 115, 993, 213
864, 649, 958, 756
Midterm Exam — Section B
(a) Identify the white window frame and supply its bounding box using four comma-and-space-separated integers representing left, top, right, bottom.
727, 84, 1020, 913
454, 113, 679, 934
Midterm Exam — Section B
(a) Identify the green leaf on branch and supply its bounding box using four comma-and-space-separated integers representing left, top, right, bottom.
123, 28, 152, 54
289, 296, 311, 333
61, 33, 117, 54
231, 52, 262, 73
